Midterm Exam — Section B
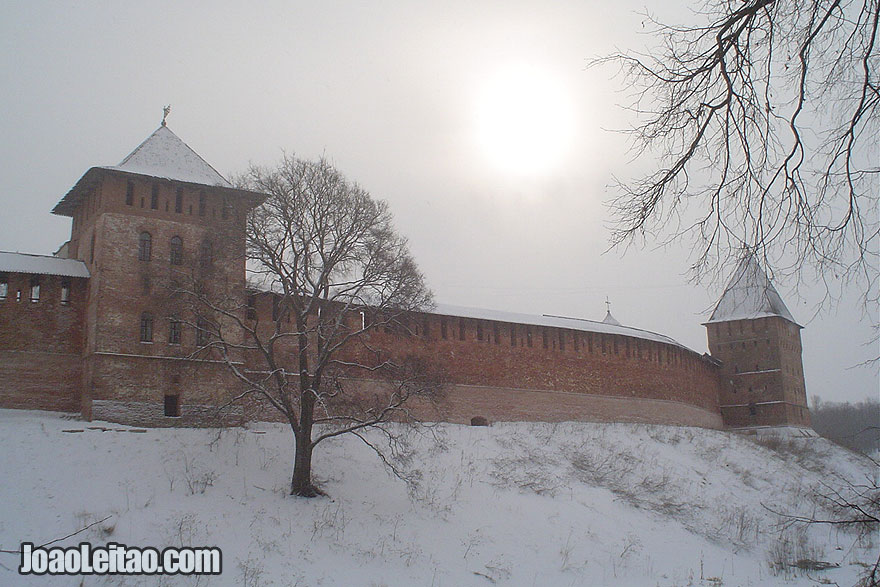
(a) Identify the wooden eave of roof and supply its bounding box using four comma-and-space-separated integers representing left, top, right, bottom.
700, 314, 803, 329
51, 167, 266, 217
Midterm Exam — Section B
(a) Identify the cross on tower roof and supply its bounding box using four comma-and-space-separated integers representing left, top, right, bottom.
602, 297, 621, 326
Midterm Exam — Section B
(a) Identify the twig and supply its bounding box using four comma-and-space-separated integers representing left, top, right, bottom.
0, 515, 112, 554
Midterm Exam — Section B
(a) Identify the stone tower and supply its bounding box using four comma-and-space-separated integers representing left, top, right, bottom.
704, 255, 811, 428
51, 124, 263, 422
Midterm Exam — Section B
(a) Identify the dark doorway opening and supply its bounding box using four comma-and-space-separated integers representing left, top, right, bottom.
164, 394, 180, 417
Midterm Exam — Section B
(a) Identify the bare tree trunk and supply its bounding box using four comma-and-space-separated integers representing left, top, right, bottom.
289, 320, 322, 497
290, 367, 322, 496
290, 426, 317, 496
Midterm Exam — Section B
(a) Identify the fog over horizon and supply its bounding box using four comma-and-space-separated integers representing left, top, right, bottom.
1, 1, 875, 404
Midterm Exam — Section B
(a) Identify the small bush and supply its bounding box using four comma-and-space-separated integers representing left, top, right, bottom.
767, 527, 827, 579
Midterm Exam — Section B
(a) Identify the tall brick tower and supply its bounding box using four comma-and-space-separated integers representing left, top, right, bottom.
704, 255, 811, 428
51, 122, 263, 423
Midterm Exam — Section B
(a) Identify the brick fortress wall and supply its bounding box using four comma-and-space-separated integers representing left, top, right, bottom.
0, 124, 820, 430
243, 295, 725, 428
0, 148, 773, 430
0, 246, 726, 428
0, 273, 86, 412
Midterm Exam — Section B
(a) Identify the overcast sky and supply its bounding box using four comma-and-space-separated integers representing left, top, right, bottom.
1, 1, 876, 403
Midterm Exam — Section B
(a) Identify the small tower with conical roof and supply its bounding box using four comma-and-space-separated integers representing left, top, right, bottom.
704, 254, 811, 428
602, 297, 621, 326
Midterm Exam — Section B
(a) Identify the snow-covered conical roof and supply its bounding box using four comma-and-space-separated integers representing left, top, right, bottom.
601, 310, 621, 326
105, 124, 231, 187
53, 124, 264, 217
706, 254, 798, 326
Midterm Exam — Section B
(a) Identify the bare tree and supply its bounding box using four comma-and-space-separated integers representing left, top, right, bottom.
181, 155, 441, 496
594, 0, 878, 307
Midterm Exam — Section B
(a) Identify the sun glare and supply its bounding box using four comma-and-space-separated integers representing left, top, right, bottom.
474, 65, 575, 177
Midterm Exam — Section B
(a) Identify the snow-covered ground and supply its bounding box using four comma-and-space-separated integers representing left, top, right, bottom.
0, 409, 875, 586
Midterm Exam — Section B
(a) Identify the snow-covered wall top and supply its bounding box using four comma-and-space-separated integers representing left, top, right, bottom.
104, 125, 232, 188
706, 255, 797, 325
434, 303, 689, 350
0, 251, 90, 278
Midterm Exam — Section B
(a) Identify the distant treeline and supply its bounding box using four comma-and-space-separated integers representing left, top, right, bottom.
811, 398, 879, 456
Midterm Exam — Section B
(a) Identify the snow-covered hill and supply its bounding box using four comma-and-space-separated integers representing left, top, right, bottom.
0, 409, 875, 586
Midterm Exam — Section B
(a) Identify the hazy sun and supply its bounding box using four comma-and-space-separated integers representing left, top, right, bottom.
474, 64, 575, 177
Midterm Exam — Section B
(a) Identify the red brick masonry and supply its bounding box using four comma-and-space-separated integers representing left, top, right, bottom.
0, 131, 809, 429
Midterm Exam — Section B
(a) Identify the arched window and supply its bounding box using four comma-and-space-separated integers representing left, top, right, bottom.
199, 240, 213, 267
196, 317, 210, 347
170, 236, 183, 265
169, 317, 181, 344
29, 278, 40, 302
138, 232, 152, 261
140, 312, 154, 342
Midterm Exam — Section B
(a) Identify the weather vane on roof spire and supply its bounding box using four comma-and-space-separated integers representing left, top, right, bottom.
161, 104, 171, 127
605, 296, 611, 313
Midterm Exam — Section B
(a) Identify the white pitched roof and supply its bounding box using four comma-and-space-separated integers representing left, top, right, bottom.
706, 255, 797, 325
102, 125, 232, 187
0, 252, 90, 278
434, 303, 690, 350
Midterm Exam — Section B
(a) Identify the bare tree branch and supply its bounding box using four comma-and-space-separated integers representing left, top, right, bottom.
592, 0, 879, 321
0, 515, 113, 554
